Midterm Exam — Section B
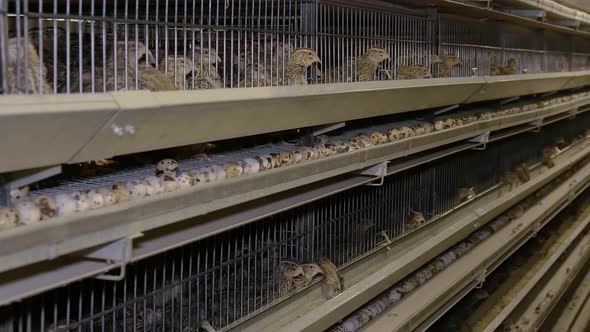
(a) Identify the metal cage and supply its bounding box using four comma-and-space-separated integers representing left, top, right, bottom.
2, 113, 589, 331
1, 0, 590, 95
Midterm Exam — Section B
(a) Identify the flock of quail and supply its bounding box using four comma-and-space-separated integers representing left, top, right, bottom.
331, 148, 590, 332
0, 90, 587, 232
5, 25, 527, 95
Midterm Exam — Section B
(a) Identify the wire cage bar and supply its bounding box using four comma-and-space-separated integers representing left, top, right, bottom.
2, 113, 589, 331
1, 0, 590, 95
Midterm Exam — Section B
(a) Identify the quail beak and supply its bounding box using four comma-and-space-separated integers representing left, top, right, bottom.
147, 53, 158, 67
313, 55, 322, 64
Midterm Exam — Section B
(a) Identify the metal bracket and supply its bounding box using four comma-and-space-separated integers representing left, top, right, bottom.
201, 321, 218, 332
541, 91, 558, 98
84, 233, 142, 281
470, 132, 490, 150
377, 231, 393, 250
475, 269, 487, 289
499, 96, 520, 106
362, 162, 388, 187
530, 119, 543, 133
1, 165, 62, 206
300, 122, 346, 146
434, 104, 460, 116
313, 122, 346, 137
567, 108, 578, 119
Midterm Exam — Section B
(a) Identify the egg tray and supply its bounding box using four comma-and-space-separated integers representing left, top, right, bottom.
3, 89, 590, 224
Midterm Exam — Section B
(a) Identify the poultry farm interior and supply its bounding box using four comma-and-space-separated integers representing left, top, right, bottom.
3, 0, 590, 331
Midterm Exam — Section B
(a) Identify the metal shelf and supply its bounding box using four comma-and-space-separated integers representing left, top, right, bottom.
410, 0, 590, 37
1, 72, 589, 173
228, 139, 590, 332
361, 158, 590, 332
0, 94, 587, 278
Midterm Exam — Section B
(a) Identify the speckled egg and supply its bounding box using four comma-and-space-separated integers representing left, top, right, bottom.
399, 127, 416, 139
210, 165, 227, 181
255, 155, 273, 171
0, 208, 19, 230
323, 143, 339, 156
198, 167, 218, 182
434, 120, 446, 131
369, 132, 388, 145
241, 158, 261, 175
388, 128, 402, 141
413, 125, 427, 136
224, 161, 244, 178
87, 190, 106, 209
144, 176, 166, 196
177, 172, 194, 189
162, 175, 178, 192
292, 150, 304, 163
188, 170, 207, 184
127, 180, 149, 200
97, 188, 117, 206
444, 118, 456, 128
155, 159, 179, 177
387, 289, 402, 303
279, 151, 297, 166
355, 135, 373, 148
55, 193, 77, 217
433, 258, 446, 272
398, 277, 418, 293
71, 192, 92, 212
439, 251, 457, 266
10, 186, 29, 202
414, 269, 432, 285
34, 195, 58, 220
111, 183, 130, 203
333, 141, 350, 153
269, 153, 282, 168
315, 134, 330, 145
15, 200, 41, 225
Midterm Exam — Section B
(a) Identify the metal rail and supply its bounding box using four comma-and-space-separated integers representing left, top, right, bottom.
1, 72, 589, 174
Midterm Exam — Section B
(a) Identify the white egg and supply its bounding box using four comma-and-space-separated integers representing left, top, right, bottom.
127, 180, 149, 200
10, 186, 30, 202
144, 176, 166, 196
0, 208, 19, 230
241, 158, 261, 175
87, 190, 105, 209
161, 175, 178, 192
111, 183, 130, 203
15, 200, 41, 225
71, 192, 92, 212
155, 159, 179, 177
55, 193, 77, 217
34, 195, 58, 220
210, 165, 226, 181
97, 188, 117, 206
176, 173, 194, 190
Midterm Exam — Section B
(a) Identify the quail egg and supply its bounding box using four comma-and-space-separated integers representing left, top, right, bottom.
55, 193, 77, 217
111, 183, 130, 203
279, 151, 297, 166
127, 180, 149, 200
255, 155, 273, 171
10, 186, 29, 202
87, 189, 106, 209
0, 208, 19, 230
370, 132, 389, 145
210, 165, 227, 181
144, 176, 166, 196
155, 159, 179, 177
34, 195, 58, 220
97, 188, 117, 206
176, 172, 194, 189
71, 191, 92, 212
224, 161, 244, 178
162, 175, 178, 192
15, 200, 41, 225
241, 158, 261, 175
